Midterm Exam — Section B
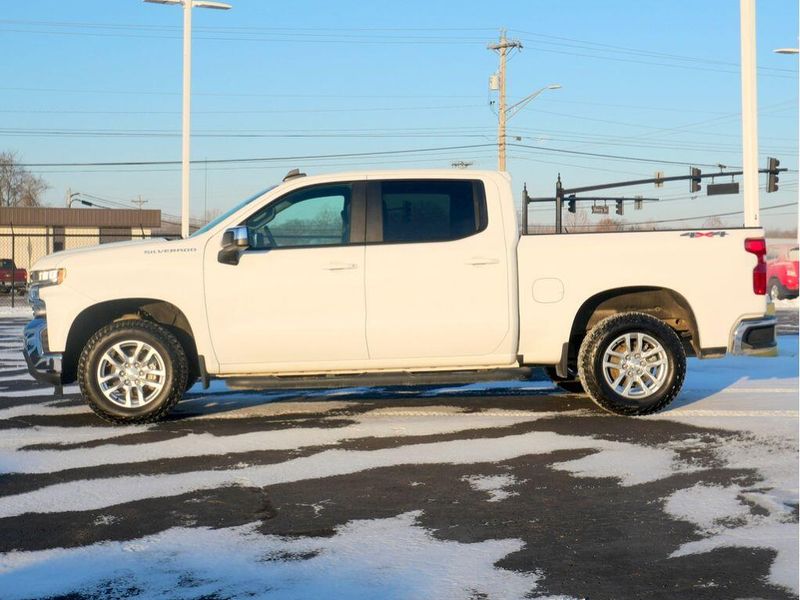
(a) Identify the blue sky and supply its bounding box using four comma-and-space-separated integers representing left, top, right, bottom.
1, 0, 797, 230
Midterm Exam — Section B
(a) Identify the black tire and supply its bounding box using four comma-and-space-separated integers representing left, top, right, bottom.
768, 278, 786, 301
577, 312, 686, 416
544, 366, 586, 394
78, 319, 188, 424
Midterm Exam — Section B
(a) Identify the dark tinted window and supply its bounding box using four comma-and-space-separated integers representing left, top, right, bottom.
246, 184, 352, 249
380, 180, 486, 243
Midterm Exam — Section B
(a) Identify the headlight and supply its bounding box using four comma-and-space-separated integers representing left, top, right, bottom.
30, 268, 66, 287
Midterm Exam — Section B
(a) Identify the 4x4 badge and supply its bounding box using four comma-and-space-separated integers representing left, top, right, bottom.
681, 231, 728, 238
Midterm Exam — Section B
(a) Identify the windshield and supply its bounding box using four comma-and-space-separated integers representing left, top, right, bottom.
190, 186, 276, 238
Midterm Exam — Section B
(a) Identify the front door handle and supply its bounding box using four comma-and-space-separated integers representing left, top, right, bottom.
323, 262, 358, 271
465, 257, 500, 266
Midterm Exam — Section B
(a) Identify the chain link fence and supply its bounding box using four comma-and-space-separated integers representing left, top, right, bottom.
0, 231, 177, 308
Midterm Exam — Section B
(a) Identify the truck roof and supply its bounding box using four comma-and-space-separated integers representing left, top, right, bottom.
275, 169, 510, 188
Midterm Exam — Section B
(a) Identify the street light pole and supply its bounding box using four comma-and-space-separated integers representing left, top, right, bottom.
740, 0, 760, 228
181, 0, 193, 240
144, 0, 232, 239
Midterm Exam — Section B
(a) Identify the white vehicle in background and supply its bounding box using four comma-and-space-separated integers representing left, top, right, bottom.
23, 169, 776, 423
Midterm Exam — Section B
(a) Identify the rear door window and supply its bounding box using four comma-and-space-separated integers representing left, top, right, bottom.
378, 180, 486, 243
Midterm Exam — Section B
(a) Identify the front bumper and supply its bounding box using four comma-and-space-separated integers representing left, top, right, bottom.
730, 316, 778, 356
22, 317, 62, 385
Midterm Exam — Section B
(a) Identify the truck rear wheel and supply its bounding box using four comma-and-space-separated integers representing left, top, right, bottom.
78, 319, 188, 424
577, 312, 685, 416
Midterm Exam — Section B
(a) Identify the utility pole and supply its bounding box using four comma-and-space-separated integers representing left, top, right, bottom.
740, 0, 760, 227
488, 30, 522, 171
132, 196, 148, 210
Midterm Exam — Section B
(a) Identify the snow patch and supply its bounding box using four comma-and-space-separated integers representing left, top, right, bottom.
551, 443, 690, 486
0, 414, 538, 475
462, 473, 520, 502
664, 484, 752, 530
0, 430, 688, 519
0, 399, 88, 420
0, 513, 541, 600
0, 306, 32, 318
0, 425, 150, 452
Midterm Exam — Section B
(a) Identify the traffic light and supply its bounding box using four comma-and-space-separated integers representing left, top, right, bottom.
615, 200, 624, 216
767, 157, 780, 193
568, 197, 576, 213
690, 167, 702, 193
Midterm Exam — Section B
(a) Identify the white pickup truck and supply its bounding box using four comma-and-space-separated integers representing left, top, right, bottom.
23, 170, 776, 423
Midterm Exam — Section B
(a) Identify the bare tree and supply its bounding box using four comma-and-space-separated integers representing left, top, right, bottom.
594, 217, 625, 232
564, 209, 591, 233
0, 152, 48, 207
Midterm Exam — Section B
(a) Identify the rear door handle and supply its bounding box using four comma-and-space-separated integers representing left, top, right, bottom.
323, 262, 358, 271
466, 257, 500, 266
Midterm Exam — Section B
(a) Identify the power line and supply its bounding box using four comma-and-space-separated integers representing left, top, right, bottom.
509, 143, 737, 168
509, 28, 796, 74
0, 86, 481, 99
18, 140, 755, 170
15, 144, 499, 168
0, 104, 486, 116
1, 19, 795, 79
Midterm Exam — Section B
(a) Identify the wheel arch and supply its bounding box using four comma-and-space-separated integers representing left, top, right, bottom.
568, 286, 700, 360
63, 298, 198, 384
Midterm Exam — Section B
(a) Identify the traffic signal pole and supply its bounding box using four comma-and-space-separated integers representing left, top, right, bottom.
740, 0, 760, 227
524, 162, 785, 233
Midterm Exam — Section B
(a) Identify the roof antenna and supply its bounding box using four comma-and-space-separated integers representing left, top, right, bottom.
283, 168, 307, 182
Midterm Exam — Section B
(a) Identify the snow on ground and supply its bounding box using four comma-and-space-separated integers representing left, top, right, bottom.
0, 512, 543, 600
0, 428, 698, 519
0, 317, 796, 598
0, 413, 541, 475
461, 473, 521, 502
665, 483, 798, 592
0, 306, 32, 318
774, 297, 799, 311
651, 335, 799, 595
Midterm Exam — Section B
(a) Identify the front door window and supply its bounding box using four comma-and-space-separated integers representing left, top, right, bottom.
245, 184, 352, 249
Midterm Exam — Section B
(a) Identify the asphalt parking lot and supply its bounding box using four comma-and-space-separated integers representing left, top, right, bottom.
0, 313, 797, 600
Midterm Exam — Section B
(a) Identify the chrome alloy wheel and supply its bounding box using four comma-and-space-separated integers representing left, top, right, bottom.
96, 340, 167, 408
601, 332, 668, 399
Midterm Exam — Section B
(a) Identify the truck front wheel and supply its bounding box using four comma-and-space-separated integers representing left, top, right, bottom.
577, 312, 685, 416
78, 319, 188, 424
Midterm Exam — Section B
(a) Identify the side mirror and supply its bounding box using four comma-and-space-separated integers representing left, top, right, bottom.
218, 226, 249, 265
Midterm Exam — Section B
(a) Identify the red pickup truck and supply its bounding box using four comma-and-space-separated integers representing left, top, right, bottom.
767, 246, 799, 300
0, 258, 27, 295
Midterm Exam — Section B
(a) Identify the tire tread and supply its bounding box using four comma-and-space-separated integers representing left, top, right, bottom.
77, 319, 188, 424
577, 312, 686, 416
